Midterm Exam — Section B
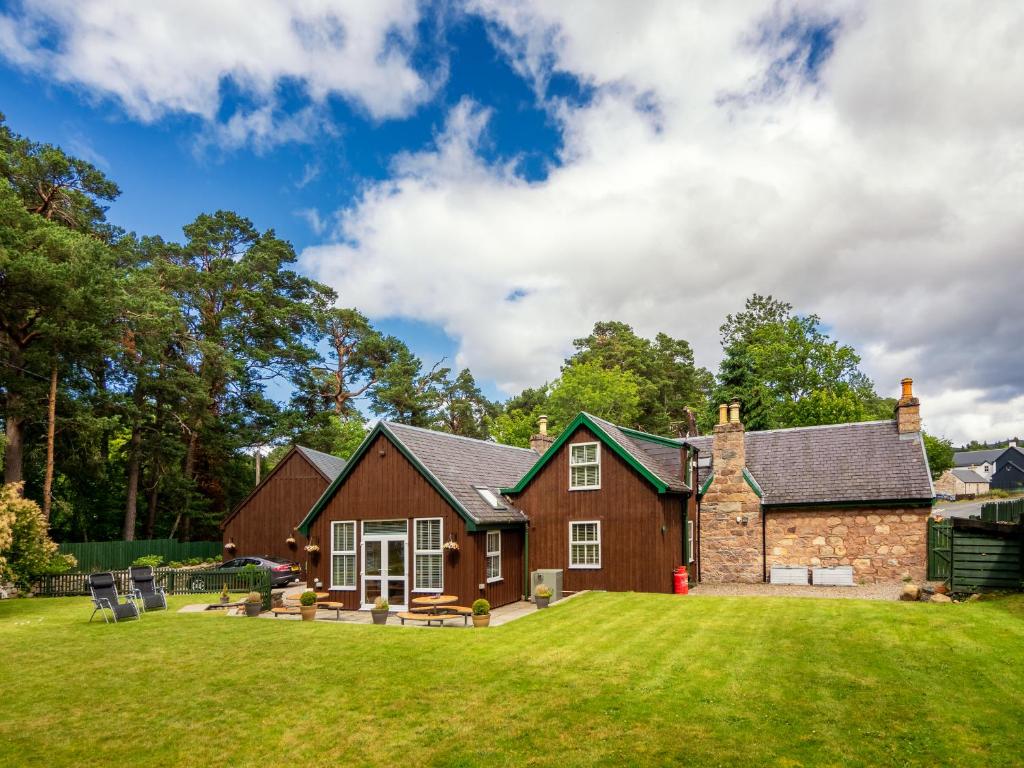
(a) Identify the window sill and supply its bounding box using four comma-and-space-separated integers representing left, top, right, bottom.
486, 577, 504, 584
328, 586, 357, 591
568, 565, 601, 570
568, 486, 601, 492
412, 589, 443, 594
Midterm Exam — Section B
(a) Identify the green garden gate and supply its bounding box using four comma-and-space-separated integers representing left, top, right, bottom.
927, 518, 952, 581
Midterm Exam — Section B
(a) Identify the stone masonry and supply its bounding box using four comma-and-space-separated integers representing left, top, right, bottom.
699, 415, 764, 583
764, 507, 929, 583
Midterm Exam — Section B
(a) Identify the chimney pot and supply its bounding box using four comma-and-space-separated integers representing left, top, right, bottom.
894, 377, 921, 434
728, 399, 741, 424
538, 414, 548, 436
901, 377, 913, 399
718, 404, 728, 425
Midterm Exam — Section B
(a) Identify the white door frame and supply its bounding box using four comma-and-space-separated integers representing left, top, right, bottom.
361, 526, 408, 611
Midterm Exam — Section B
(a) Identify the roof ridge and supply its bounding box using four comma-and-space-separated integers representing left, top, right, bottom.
296, 445, 344, 460
382, 421, 538, 453
744, 419, 894, 437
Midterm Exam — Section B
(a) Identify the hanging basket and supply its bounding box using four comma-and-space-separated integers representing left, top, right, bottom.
285, 536, 296, 546
224, 542, 237, 551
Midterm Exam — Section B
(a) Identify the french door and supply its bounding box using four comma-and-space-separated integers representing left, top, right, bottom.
361, 520, 408, 610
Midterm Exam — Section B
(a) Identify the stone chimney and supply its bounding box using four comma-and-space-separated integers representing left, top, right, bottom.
894, 378, 921, 435
699, 398, 763, 583
529, 414, 554, 455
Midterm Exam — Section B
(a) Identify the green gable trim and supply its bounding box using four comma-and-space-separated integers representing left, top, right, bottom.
502, 413, 670, 495
618, 425, 686, 449
743, 468, 764, 498
297, 423, 483, 536
699, 472, 714, 496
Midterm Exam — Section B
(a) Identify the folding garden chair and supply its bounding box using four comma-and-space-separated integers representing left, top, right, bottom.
88, 572, 140, 623
129, 566, 168, 612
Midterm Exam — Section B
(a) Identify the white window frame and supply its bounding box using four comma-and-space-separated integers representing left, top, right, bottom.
569, 441, 601, 491
485, 530, 502, 583
413, 517, 444, 594
569, 520, 602, 569
687, 520, 695, 564
329, 520, 357, 591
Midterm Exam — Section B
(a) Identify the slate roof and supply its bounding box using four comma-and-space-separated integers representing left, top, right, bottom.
688, 420, 934, 506
584, 414, 691, 492
295, 445, 347, 481
382, 422, 539, 525
951, 468, 989, 484
953, 448, 1003, 467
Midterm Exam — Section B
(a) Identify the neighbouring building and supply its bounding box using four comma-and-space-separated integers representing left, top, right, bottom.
221, 445, 346, 565
952, 447, 1004, 481
935, 468, 990, 498
990, 444, 1024, 492
690, 378, 935, 584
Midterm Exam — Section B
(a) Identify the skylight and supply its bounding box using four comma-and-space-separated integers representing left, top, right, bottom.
474, 486, 506, 509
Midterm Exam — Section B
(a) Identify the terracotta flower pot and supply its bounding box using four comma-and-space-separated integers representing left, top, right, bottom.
371, 609, 388, 625
244, 602, 262, 617
300, 604, 317, 621
472, 614, 490, 628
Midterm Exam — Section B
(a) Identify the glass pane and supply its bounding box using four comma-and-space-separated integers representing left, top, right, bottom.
487, 530, 500, 553
364, 579, 381, 603
332, 554, 354, 587
416, 519, 441, 551
363, 520, 407, 536
364, 541, 382, 576
387, 579, 404, 606
387, 540, 405, 576
333, 522, 354, 552
415, 553, 441, 590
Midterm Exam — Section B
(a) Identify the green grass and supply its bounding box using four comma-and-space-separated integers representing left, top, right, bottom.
2, 592, 1023, 767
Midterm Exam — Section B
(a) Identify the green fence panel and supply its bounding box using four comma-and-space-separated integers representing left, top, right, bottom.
980, 499, 1024, 524
927, 518, 952, 581
949, 525, 1023, 593
34, 568, 271, 610
57, 539, 222, 572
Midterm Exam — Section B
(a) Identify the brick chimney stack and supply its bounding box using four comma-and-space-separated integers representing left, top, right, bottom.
529, 414, 554, 455
894, 378, 921, 436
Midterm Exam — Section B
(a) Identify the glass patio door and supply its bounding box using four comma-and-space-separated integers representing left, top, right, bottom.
361, 526, 407, 610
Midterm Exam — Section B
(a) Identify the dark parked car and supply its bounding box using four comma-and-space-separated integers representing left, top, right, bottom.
219, 556, 302, 587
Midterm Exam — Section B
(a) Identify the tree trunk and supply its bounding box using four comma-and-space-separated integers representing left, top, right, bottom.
169, 430, 199, 539
123, 426, 142, 540
144, 468, 159, 539
3, 414, 24, 486
42, 363, 57, 522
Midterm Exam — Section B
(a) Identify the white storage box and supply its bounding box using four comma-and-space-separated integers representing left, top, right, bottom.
812, 566, 854, 586
770, 565, 809, 585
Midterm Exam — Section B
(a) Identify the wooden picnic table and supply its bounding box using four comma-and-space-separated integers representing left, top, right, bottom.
286, 591, 329, 602
410, 594, 458, 615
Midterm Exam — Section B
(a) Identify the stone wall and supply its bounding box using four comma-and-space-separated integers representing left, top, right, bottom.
764, 507, 929, 583
699, 422, 764, 583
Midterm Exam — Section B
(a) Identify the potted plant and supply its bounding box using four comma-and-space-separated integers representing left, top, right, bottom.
371, 596, 389, 625
299, 590, 318, 621
534, 584, 553, 609
224, 541, 236, 553
219, 583, 230, 604
472, 598, 490, 628
285, 536, 296, 546
243, 592, 263, 617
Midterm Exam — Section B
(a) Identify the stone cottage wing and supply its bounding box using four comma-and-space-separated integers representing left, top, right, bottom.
692, 421, 935, 506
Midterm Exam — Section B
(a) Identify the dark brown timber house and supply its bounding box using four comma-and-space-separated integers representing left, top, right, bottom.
221, 445, 346, 566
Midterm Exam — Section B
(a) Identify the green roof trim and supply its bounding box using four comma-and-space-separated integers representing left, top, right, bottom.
618, 425, 687, 449
297, 422, 484, 536
699, 472, 714, 496
743, 468, 764, 498
502, 413, 670, 495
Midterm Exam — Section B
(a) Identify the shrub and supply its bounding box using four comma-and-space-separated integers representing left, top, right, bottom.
131, 554, 163, 568
241, 563, 260, 572
299, 590, 317, 606
0, 483, 76, 588
244, 591, 263, 604
534, 584, 553, 599
472, 598, 490, 615
372, 596, 389, 611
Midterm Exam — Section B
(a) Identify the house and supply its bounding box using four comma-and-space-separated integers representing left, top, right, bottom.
502, 413, 698, 594
296, 422, 538, 611
221, 445, 346, 564
952, 448, 1004, 480
934, 468, 990, 498
990, 444, 1024, 492
689, 378, 935, 584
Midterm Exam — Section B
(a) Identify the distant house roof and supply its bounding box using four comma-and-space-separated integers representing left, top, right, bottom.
953, 448, 1004, 467
951, 468, 989, 484
295, 445, 348, 482
298, 422, 539, 534
688, 420, 934, 507
503, 412, 693, 495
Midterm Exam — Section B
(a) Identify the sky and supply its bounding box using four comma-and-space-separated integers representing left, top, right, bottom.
1, 0, 1022, 445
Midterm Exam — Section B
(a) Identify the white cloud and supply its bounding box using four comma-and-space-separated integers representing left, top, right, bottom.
0, 0, 437, 145
303, 0, 1024, 443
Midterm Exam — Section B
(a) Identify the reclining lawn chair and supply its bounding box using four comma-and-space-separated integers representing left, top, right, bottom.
129, 566, 168, 612
88, 571, 140, 624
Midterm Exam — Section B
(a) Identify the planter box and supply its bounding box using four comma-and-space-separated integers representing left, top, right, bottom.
770, 566, 809, 585
812, 566, 854, 586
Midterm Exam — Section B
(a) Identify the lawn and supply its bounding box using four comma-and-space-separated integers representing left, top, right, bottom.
1, 592, 1023, 767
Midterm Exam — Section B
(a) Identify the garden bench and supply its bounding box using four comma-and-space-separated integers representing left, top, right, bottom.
317, 601, 345, 620
397, 611, 467, 626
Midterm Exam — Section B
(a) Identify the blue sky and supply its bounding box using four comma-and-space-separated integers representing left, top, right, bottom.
1, 2, 1023, 443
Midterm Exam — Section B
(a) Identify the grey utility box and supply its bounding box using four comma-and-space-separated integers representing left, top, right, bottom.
770, 565, 809, 585
812, 566, 854, 586
531, 569, 563, 601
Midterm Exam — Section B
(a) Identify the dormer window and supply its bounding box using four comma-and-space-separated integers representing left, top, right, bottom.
569, 442, 601, 490
474, 486, 506, 509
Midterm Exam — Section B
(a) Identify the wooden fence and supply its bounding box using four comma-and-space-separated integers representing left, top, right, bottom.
980, 498, 1024, 524
34, 567, 271, 610
57, 539, 222, 572
947, 518, 1023, 593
